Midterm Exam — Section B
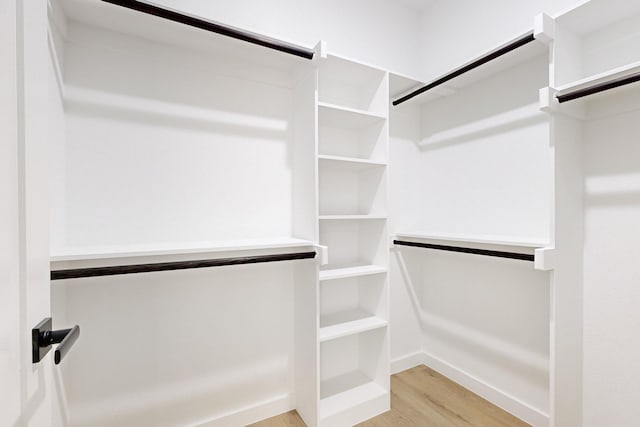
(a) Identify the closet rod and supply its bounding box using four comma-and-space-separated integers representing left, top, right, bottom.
101, 0, 315, 60
556, 71, 640, 103
392, 31, 536, 106
393, 240, 534, 262
51, 251, 316, 280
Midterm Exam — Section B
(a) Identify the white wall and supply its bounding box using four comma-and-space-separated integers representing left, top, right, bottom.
389, 52, 553, 423
152, 0, 425, 78
51, 20, 298, 251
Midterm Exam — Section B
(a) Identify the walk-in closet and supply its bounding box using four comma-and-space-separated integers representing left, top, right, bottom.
3, 0, 639, 426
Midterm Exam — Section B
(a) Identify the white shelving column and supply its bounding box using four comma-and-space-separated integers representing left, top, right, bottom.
541, 1, 640, 426
315, 54, 390, 426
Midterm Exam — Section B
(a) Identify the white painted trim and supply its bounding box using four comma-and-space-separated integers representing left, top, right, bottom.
194, 393, 294, 427
422, 351, 550, 427
390, 351, 424, 374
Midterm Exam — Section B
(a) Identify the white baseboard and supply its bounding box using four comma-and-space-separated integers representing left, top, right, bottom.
391, 351, 425, 374
196, 354, 550, 427
421, 351, 550, 427
195, 393, 294, 427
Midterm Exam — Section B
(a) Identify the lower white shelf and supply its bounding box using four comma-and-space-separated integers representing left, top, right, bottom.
320, 371, 387, 419
319, 264, 387, 281
319, 311, 388, 342
51, 237, 316, 262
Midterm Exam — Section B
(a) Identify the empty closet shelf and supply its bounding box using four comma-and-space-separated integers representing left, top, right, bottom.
51, 238, 315, 262
394, 232, 547, 262
102, 0, 315, 59
319, 312, 388, 342
392, 29, 547, 106
51, 251, 316, 280
320, 264, 387, 281
50, 238, 317, 280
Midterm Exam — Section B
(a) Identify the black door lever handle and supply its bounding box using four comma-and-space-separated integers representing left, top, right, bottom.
32, 318, 81, 365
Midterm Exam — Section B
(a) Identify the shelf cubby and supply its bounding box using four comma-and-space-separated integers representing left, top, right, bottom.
320, 274, 387, 340
319, 159, 386, 217
319, 328, 389, 425
318, 55, 387, 115
553, 1, 640, 88
318, 106, 387, 162
319, 219, 387, 269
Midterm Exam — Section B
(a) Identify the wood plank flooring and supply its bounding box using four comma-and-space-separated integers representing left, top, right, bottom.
248, 365, 530, 427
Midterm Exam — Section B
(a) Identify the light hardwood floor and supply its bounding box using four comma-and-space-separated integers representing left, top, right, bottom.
248, 365, 530, 427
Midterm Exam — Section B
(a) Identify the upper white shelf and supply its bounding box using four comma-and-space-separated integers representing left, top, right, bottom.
394, 232, 555, 271
395, 232, 548, 249
392, 29, 550, 107
56, 0, 311, 86
318, 102, 386, 130
51, 237, 316, 262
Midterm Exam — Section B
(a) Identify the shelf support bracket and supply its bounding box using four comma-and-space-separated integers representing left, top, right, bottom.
534, 247, 556, 271
534, 13, 554, 44
314, 244, 329, 265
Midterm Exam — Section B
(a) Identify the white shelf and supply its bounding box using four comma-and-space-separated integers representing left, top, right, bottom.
58, 0, 309, 87
51, 237, 315, 262
393, 30, 548, 106
319, 312, 387, 342
318, 155, 387, 170
555, 61, 640, 99
320, 264, 387, 281
395, 232, 548, 249
318, 102, 386, 130
320, 371, 387, 418
319, 215, 387, 220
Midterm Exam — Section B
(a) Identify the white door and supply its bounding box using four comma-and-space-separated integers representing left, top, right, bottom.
1, 0, 58, 426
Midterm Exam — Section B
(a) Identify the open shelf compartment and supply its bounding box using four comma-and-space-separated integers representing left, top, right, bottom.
320, 219, 387, 270
553, 0, 640, 88
319, 328, 389, 425
320, 273, 388, 341
318, 55, 387, 115
319, 159, 386, 217
318, 107, 387, 162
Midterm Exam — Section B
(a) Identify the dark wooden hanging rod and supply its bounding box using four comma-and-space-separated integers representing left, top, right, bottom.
556, 71, 640, 103
51, 251, 317, 280
393, 240, 534, 262
101, 0, 315, 60
392, 31, 536, 106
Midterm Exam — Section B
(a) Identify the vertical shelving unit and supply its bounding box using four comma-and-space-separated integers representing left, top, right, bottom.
541, 2, 640, 426
315, 54, 390, 426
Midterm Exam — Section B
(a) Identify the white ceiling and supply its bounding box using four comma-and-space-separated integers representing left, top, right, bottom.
388, 0, 436, 12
